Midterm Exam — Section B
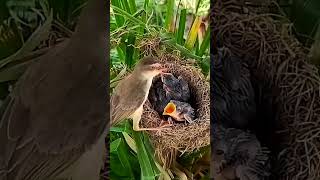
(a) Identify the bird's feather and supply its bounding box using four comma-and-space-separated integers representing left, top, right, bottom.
111, 74, 149, 125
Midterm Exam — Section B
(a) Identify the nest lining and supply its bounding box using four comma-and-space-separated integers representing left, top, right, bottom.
213, 0, 320, 179
140, 54, 210, 166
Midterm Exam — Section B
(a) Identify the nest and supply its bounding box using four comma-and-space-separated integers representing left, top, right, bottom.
141, 54, 210, 167
212, 0, 320, 179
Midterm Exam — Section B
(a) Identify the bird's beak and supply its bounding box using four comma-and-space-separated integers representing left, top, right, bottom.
163, 102, 176, 115
159, 68, 168, 74
150, 63, 167, 74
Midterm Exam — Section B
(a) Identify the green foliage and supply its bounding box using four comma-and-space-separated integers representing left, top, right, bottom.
110, 0, 210, 74
110, 121, 160, 180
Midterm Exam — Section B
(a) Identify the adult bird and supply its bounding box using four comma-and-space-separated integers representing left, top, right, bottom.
111, 57, 168, 131
211, 125, 270, 180
212, 48, 256, 129
0, 0, 107, 179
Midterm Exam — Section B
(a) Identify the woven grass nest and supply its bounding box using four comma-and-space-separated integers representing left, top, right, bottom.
212, 0, 320, 179
140, 54, 210, 167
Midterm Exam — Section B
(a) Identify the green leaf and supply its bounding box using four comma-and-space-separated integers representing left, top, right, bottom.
176, 9, 187, 45
0, 23, 22, 60
112, 5, 146, 27
185, 16, 201, 50
125, 34, 136, 68
164, 0, 174, 32
0, 9, 53, 68
121, 0, 132, 14
117, 138, 135, 177
111, 0, 125, 27
110, 137, 139, 180
197, 28, 210, 57
162, 36, 203, 61
129, 0, 137, 13
132, 131, 157, 180
110, 138, 122, 152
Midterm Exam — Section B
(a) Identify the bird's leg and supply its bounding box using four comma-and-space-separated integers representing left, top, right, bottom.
183, 114, 193, 124
132, 107, 170, 131
159, 117, 174, 128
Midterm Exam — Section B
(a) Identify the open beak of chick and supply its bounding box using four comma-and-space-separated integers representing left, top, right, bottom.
163, 102, 178, 119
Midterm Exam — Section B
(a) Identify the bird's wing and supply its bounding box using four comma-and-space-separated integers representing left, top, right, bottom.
0, 44, 107, 179
111, 76, 147, 125
0, 96, 82, 180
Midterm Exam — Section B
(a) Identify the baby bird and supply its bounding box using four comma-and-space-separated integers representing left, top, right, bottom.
161, 73, 190, 102
162, 100, 195, 123
212, 48, 256, 129
148, 77, 170, 114
211, 125, 270, 180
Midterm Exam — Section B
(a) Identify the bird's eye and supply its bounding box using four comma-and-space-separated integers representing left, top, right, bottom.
215, 149, 224, 155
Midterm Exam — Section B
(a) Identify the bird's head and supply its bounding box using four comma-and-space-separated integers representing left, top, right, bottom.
134, 57, 167, 78
161, 73, 176, 93
163, 102, 177, 117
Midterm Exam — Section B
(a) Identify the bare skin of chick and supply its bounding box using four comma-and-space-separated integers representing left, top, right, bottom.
111, 57, 170, 131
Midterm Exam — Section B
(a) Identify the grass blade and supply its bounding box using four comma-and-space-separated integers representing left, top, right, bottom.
162, 37, 202, 61
164, 0, 175, 32
121, 0, 132, 14
112, 5, 146, 27
197, 29, 210, 57
144, 0, 150, 9
185, 16, 201, 50
129, 0, 137, 13
176, 9, 187, 45
195, 0, 203, 15
125, 34, 136, 68
111, 0, 125, 26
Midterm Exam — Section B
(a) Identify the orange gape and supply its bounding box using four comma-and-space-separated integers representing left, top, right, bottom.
165, 104, 175, 114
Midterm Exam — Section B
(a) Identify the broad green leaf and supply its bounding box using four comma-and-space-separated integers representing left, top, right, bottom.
133, 131, 157, 180
110, 138, 122, 152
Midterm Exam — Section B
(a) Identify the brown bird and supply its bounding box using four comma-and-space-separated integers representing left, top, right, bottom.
0, 0, 107, 180
111, 57, 168, 131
